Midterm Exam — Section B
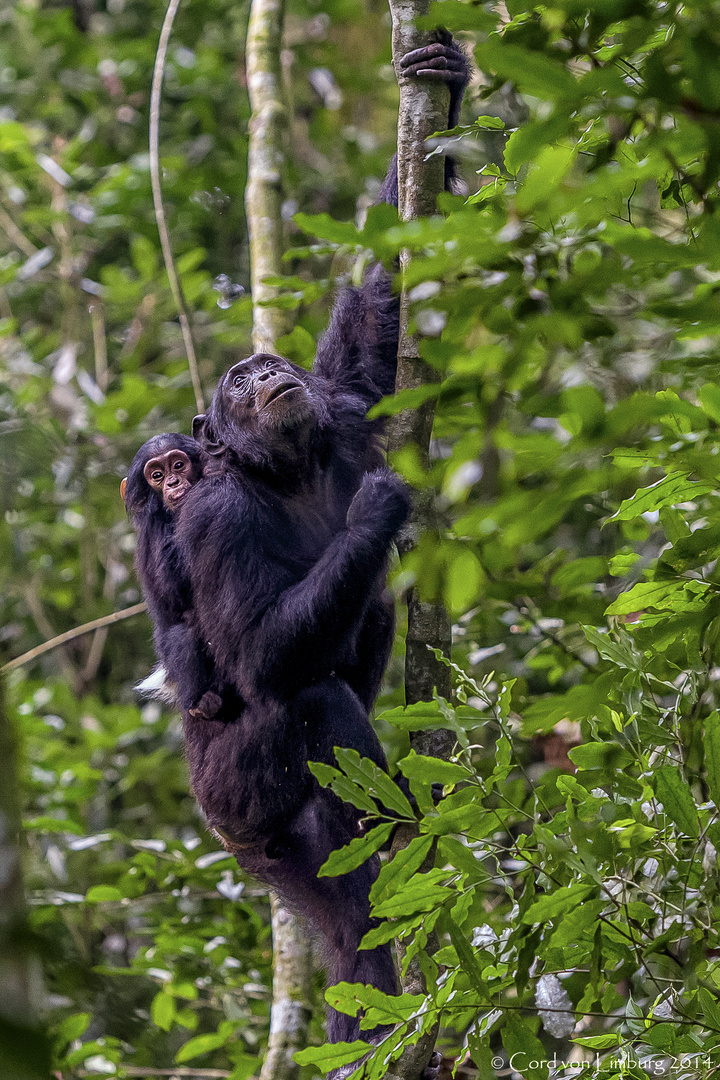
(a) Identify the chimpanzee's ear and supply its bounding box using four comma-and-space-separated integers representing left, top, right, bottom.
192, 414, 225, 456
120, 477, 127, 503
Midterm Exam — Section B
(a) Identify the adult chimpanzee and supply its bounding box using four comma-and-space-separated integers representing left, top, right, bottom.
123, 434, 229, 722
174, 36, 469, 1047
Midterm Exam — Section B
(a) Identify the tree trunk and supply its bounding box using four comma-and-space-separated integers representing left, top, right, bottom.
385, 3, 455, 1077
246, 3, 314, 1077
388, 0, 453, 753
246, 0, 293, 356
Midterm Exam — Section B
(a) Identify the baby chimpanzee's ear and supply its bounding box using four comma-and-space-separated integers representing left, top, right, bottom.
120, 477, 127, 502
192, 414, 225, 457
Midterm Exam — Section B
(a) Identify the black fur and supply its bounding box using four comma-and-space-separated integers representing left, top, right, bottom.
125, 434, 229, 720
134, 38, 469, 1049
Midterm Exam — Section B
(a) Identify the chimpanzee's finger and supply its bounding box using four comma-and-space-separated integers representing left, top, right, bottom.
399, 42, 446, 67
402, 64, 466, 83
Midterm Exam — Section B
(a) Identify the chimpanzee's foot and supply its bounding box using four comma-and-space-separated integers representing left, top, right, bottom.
422, 1050, 442, 1080
400, 41, 468, 84
189, 690, 223, 721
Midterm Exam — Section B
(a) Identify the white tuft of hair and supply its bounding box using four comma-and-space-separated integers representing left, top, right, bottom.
135, 665, 179, 706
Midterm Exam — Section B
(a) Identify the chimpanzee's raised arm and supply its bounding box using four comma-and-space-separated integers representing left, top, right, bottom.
247, 468, 411, 691
312, 32, 469, 404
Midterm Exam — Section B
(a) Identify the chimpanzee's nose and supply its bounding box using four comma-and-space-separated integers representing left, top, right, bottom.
256, 368, 278, 383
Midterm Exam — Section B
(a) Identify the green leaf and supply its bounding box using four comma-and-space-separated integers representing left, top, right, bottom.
704, 712, 720, 807
23, 816, 84, 835
308, 761, 379, 815
372, 875, 452, 918
368, 383, 440, 419
581, 625, 640, 670
422, 1, 496, 32
360, 913, 424, 949
516, 143, 576, 213
377, 701, 451, 731
474, 115, 506, 130
442, 911, 486, 995
653, 766, 699, 838
501, 1017, 548, 1080
325, 983, 425, 1026
504, 114, 571, 175
85, 885, 122, 903
567, 742, 633, 771
444, 545, 485, 614
370, 834, 434, 905
699, 383, 720, 424
333, 748, 415, 818
574, 1033, 623, 1049
608, 472, 713, 522
318, 822, 394, 877
294, 1041, 370, 1071
151, 990, 176, 1032
608, 552, 641, 576
293, 212, 359, 245
398, 751, 469, 786
605, 580, 703, 617
54, 1013, 90, 1046
522, 884, 596, 925
659, 506, 691, 544
474, 41, 578, 102
175, 1032, 229, 1063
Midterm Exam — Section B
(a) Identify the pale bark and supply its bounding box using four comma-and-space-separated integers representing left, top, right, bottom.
246, 3, 314, 1076
246, 0, 293, 355
260, 895, 314, 1080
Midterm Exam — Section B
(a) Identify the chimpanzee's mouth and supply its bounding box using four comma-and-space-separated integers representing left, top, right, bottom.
263, 381, 302, 408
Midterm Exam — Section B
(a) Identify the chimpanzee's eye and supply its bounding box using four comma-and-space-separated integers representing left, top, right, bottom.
173, 460, 184, 470
234, 375, 243, 388
151, 471, 162, 482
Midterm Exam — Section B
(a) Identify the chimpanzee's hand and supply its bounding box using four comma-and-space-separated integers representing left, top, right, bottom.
400, 32, 468, 87
346, 467, 412, 541
189, 689, 223, 721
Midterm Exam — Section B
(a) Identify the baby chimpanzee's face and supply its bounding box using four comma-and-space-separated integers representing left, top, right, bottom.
143, 449, 201, 510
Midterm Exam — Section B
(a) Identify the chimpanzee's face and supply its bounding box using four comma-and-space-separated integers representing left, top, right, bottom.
221, 354, 314, 431
143, 449, 201, 511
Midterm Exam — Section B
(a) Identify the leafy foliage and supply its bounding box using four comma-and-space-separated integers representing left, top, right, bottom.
5, 0, 720, 1076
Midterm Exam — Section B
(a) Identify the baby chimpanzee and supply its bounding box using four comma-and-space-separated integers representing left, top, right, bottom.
122, 434, 225, 721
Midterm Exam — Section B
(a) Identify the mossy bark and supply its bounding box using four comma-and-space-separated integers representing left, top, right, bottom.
385, 3, 454, 1077
388, 0, 453, 742
0, 680, 50, 1077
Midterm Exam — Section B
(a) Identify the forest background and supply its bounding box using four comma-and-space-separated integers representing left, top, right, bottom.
3, 1, 720, 1078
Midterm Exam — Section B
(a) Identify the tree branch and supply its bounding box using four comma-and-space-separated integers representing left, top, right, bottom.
1, 603, 148, 674
150, 0, 205, 412
245, 0, 314, 1073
